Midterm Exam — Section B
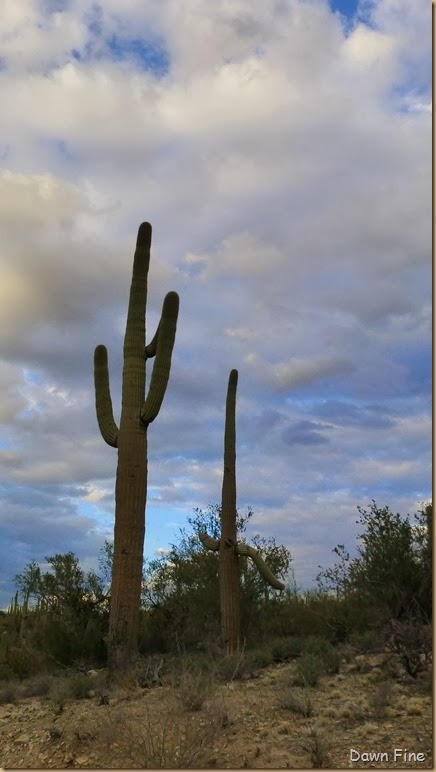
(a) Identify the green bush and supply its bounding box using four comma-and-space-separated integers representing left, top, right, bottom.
349, 629, 382, 653
303, 637, 341, 674
294, 653, 324, 687
33, 615, 79, 665
0, 659, 13, 681
67, 673, 94, 699
270, 636, 304, 662
213, 652, 246, 682
8, 646, 36, 679
21, 675, 52, 698
0, 683, 17, 704
244, 646, 274, 670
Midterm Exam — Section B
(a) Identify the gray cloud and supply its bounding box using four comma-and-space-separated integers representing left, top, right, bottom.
0, 0, 431, 607
281, 420, 330, 446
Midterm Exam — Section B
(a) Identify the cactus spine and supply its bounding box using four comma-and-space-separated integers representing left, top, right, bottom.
94, 222, 179, 674
199, 370, 284, 654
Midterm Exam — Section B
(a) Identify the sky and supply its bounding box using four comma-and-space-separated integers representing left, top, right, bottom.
0, 0, 431, 609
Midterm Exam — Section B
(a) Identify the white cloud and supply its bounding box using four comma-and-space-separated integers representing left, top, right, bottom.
0, 0, 430, 605
342, 23, 396, 70
274, 358, 355, 390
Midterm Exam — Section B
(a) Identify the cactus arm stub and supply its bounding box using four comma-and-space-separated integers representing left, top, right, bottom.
236, 541, 285, 590
94, 344, 119, 447
199, 531, 220, 551
141, 291, 179, 425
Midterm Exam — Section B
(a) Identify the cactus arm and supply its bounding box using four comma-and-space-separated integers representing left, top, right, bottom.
236, 542, 285, 590
141, 290, 179, 425
94, 344, 119, 448
200, 531, 285, 590
199, 531, 220, 551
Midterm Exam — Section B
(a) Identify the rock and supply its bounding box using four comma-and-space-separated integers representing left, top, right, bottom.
14, 733, 31, 744
75, 755, 91, 765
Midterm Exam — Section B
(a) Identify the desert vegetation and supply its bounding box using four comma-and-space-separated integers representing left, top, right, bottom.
0, 500, 432, 768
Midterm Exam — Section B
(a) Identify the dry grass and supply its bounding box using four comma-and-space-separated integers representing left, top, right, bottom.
298, 723, 331, 768
367, 680, 393, 718
279, 685, 313, 716
176, 668, 215, 711
101, 696, 222, 768
0, 646, 432, 769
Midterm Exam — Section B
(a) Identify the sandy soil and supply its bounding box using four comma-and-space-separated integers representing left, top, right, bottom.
0, 651, 432, 769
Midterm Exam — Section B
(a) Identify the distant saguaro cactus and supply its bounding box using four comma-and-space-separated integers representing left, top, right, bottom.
94, 222, 179, 674
199, 370, 284, 654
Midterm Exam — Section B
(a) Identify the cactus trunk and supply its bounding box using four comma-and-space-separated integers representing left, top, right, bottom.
199, 370, 284, 653
94, 223, 179, 675
219, 369, 240, 654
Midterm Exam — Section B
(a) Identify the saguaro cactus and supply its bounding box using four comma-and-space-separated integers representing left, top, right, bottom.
199, 370, 284, 654
94, 222, 179, 674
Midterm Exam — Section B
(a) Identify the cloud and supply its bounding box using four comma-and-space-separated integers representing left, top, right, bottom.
274, 357, 355, 390
282, 420, 330, 446
0, 0, 430, 606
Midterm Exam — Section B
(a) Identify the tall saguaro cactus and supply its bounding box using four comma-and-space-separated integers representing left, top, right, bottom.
200, 370, 284, 654
94, 222, 179, 674
219, 368, 240, 653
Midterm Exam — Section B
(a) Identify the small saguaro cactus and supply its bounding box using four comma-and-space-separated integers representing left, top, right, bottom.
94, 222, 179, 674
199, 369, 284, 654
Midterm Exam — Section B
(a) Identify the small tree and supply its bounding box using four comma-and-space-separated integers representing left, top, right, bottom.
15, 552, 108, 618
411, 502, 432, 621
317, 501, 425, 622
12, 552, 110, 666
139, 504, 292, 650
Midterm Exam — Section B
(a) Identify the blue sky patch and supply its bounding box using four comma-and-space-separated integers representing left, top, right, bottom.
328, 0, 359, 19
107, 35, 170, 77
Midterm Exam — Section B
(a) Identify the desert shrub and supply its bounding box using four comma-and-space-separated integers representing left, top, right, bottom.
317, 501, 434, 628
81, 614, 107, 664
48, 680, 69, 713
32, 614, 79, 665
279, 686, 313, 716
303, 637, 341, 674
102, 698, 222, 768
338, 642, 356, 662
368, 681, 392, 718
0, 661, 13, 681
8, 646, 37, 679
298, 723, 331, 768
417, 665, 432, 696
177, 669, 214, 711
21, 674, 52, 698
201, 646, 270, 683
212, 652, 246, 682
294, 653, 324, 687
270, 636, 304, 662
243, 646, 274, 671
67, 673, 94, 699
47, 672, 93, 712
349, 629, 382, 653
0, 683, 18, 704
385, 618, 432, 678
